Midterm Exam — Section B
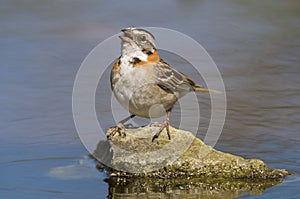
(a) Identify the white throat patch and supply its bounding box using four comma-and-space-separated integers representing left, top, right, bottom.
120, 42, 148, 67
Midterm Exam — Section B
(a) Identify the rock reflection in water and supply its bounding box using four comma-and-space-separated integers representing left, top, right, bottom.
105, 177, 281, 199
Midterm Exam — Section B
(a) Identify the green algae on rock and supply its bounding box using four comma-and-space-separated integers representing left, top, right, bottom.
93, 125, 289, 179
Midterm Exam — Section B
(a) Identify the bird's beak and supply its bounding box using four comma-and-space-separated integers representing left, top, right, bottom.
119, 35, 132, 43
119, 28, 135, 43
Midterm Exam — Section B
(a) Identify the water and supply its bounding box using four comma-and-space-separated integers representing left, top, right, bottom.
1, 0, 299, 198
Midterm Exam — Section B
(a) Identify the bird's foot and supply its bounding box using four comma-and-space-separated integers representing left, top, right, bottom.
152, 119, 171, 142
106, 123, 126, 140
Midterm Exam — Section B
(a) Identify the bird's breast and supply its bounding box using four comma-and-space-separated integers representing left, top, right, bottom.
112, 65, 149, 107
111, 65, 174, 117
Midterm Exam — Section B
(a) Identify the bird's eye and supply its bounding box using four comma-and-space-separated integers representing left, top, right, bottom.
139, 35, 147, 42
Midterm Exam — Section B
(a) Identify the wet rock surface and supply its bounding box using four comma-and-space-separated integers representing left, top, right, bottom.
93, 125, 289, 180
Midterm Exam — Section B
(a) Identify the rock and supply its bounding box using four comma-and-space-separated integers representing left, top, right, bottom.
93, 125, 289, 180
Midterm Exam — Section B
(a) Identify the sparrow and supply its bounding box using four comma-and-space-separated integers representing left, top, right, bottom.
107, 27, 219, 141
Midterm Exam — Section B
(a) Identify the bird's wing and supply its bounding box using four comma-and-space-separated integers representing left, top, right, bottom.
152, 60, 196, 93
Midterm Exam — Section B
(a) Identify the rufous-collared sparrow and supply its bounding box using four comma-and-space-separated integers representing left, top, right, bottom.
107, 27, 219, 141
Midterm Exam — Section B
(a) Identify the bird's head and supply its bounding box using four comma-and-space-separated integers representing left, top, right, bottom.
119, 27, 157, 62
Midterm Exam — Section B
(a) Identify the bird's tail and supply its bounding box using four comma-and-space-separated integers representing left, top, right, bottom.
194, 85, 222, 94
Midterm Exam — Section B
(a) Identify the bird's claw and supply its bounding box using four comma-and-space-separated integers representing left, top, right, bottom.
106, 123, 125, 140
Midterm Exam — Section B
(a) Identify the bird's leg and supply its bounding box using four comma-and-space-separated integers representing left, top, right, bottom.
152, 110, 171, 142
107, 114, 135, 140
